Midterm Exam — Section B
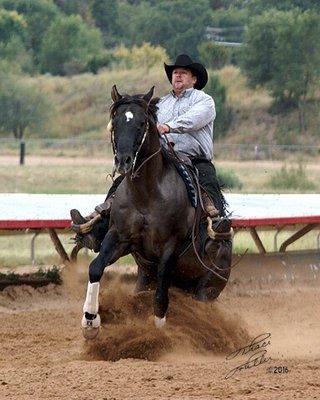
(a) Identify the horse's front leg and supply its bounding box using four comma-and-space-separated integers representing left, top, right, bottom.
82, 229, 129, 339
154, 246, 176, 328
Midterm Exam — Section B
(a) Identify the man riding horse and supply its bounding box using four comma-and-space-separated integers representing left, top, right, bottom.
71, 54, 233, 338
71, 54, 231, 249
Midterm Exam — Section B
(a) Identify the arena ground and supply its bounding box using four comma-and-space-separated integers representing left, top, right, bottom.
0, 261, 319, 400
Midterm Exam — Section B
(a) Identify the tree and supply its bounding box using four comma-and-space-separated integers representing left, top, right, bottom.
53, 0, 91, 20
0, 8, 27, 45
0, 8, 32, 73
205, 74, 233, 138
117, 0, 211, 59
0, 76, 51, 139
0, 0, 60, 64
241, 9, 320, 119
240, 10, 282, 88
246, 0, 320, 14
0, 35, 34, 74
39, 15, 104, 75
89, 0, 119, 46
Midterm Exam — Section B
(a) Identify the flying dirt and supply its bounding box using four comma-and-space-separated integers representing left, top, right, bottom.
0, 260, 319, 400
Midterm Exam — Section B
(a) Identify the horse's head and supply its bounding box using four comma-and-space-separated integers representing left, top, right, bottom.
109, 85, 156, 175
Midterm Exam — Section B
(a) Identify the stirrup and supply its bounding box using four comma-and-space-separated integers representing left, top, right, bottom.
207, 217, 233, 240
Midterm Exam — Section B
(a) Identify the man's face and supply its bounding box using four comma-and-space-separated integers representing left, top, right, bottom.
172, 68, 197, 93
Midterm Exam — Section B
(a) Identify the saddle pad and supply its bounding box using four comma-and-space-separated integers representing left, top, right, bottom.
174, 163, 198, 208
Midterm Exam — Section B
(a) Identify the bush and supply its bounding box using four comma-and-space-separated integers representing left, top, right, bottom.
267, 163, 315, 191
205, 74, 233, 138
113, 43, 169, 71
198, 41, 230, 70
217, 167, 243, 190
86, 51, 115, 74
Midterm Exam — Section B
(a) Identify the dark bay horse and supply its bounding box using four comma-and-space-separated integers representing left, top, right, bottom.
81, 85, 232, 339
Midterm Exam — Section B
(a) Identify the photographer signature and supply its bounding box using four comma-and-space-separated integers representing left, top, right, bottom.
225, 333, 271, 379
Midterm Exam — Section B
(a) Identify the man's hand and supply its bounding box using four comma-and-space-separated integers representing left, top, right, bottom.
157, 123, 170, 135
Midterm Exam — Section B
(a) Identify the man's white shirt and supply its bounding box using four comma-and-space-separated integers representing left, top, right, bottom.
157, 88, 216, 160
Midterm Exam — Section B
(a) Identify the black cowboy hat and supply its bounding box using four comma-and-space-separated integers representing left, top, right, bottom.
164, 54, 208, 90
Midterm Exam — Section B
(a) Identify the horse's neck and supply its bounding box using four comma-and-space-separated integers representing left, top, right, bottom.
128, 124, 164, 200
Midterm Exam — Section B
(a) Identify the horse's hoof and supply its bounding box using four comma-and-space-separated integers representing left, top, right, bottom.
154, 315, 166, 329
81, 313, 101, 339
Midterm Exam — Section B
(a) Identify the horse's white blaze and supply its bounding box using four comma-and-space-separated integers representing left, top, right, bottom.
154, 315, 166, 329
83, 281, 100, 314
125, 111, 134, 122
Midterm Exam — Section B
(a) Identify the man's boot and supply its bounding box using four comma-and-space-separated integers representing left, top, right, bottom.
94, 195, 114, 217
70, 196, 114, 252
201, 190, 219, 218
70, 209, 101, 251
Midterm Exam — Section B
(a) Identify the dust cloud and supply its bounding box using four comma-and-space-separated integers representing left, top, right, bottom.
83, 277, 250, 361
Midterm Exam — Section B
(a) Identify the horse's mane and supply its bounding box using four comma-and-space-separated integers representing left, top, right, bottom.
110, 95, 159, 124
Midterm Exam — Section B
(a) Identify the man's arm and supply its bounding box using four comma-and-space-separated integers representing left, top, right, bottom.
166, 95, 215, 134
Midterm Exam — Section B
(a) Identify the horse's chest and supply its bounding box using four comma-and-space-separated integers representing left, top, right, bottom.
129, 212, 156, 238
122, 210, 165, 252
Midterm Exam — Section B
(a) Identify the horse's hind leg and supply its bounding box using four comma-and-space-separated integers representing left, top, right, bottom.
82, 229, 129, 339
135, 266, 156, 292
194, 239, 232, 302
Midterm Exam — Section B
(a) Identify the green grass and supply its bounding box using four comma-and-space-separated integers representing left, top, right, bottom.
0, 233, 135, 269
1, 158, 319, 194
0, 164, 112, 194
216, 160, 320, 194
267, 163, 316, 191
217, 167, 243, 190
0, 228, 319, 269
233, 229, 320, 254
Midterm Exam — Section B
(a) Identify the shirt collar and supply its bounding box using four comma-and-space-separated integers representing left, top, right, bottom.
170, 87, 194, 98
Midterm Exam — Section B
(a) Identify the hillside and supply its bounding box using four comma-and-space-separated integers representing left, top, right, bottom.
11, 66, 319, 146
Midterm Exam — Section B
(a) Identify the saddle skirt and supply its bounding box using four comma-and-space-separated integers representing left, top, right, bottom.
162, 148, 198, 208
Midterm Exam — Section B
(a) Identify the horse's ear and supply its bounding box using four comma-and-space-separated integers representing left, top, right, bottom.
143, 86, 155, 104
111, 85, 122, 102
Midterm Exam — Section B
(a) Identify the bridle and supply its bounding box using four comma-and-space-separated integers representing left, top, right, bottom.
110, 100, 161, 180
